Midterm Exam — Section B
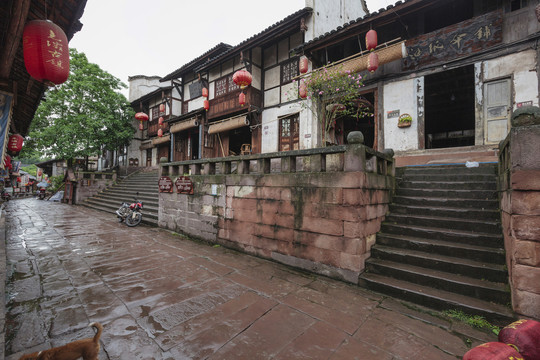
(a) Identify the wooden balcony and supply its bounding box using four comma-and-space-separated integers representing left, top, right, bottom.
207, 87, 262, 120
148, 121, 169, 137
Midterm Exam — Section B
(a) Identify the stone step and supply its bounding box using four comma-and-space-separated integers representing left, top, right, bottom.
389, 203, 500, 221
364, 258, 510, 305
82, 202, 158, 226
375, 233, 505, 264
397, 180, 497, 190
392, 195, 498, 209
380, 223, 503, 248
85, 197, 158, 214
395, 188, 498, 200
397, 173, 498, 182
358, 273, 514, 325
396, 165, 496, 176
370, 245, 507, 283
384, 213, 501, 234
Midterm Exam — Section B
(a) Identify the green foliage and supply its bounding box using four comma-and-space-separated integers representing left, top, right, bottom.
21, 164, 37, 177
49, 175, 64, 191
27, 48, 135, 162
288, 65, 372, 145
443, 310, 501, 335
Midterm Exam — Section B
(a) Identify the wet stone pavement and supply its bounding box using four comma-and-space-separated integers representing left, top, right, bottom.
2, 199, 497, 359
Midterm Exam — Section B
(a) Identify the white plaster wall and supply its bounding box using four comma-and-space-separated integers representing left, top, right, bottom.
209, 66, 220, 82
264, 67, 281, 90
252, 65, 262, 90
482, 50, 538, 108
188, 97, 205, 113
265, 88, 280, 107
128, 76, 161, 103
304, 0, 368, 42
383, 78, 419, 151
261, 102, 311, 153
171, 87, 182, 116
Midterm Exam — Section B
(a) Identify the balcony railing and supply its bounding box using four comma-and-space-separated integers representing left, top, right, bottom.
207, 87, 262, 120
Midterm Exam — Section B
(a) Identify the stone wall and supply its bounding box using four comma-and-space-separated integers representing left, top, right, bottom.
159, 139, 394, 284
498, 108, 540, 319
72, 171, 117, 205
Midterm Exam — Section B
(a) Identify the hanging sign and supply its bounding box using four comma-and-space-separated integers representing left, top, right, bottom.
175, 176, 194, 195
158, 176, 173, 193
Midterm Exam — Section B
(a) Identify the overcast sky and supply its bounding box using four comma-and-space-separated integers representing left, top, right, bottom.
69, 0, 394, 95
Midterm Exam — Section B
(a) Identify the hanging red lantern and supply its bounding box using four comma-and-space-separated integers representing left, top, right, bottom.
203, 99, 209, 111
157, 128, 163, 137
233, 69, 252, 89
367, 52, 379, 73
23, 20, 70, 85
366, 29, 378, 52
7, 134, 24, 153
299, 56, 309, 74
4, 155, 12, 170
139, 123, 144, 131
202, 87, 209, 98
159, 103, 166, 113
463, 342, 524, 360
238, 92, 246, 106
135, 112, 149, 122
299, 81, 307, 99
499, 319, 540, 360
158, 117, 164, 126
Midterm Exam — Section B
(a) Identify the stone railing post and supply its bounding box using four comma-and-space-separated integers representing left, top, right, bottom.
344, 131, 366, 172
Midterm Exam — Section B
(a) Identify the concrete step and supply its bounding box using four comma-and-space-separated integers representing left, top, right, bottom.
389, 203, 500, 221
397, 180, 497, 190
358, 273, 514, 326
364, 258, 510, 305
395, 188, 498, 200
384, 213, 501, 234
392, 195, 498, 209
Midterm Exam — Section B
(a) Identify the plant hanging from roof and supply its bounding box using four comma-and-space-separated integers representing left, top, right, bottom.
287, 64, 373, 146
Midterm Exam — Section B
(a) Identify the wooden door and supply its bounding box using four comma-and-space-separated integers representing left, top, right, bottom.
279, 114, 300, 151
484, 79, 511, 144
146, 149, 152, 167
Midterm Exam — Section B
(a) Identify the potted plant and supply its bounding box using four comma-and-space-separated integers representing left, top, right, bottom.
398, 113, 412, 128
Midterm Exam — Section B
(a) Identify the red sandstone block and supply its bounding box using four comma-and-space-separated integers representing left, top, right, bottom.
231, 197, 258, 211
512, 191, 540, 215
273, 227, 294, 243
342, 189, 370, 206
253, 223, 277, 239
512, 289, 540, 319
512, 170, 540, 190
233, 206, 260, 223
258, 187, 282, 200
274, 214, 295, 229
261, 199, 280, 214
278, 201, 295, 215
513, 264, 540, 294
339, 253, 363, 272
300, 216, 343, 236
280, 188, 292, 201
252, 235, 281, 252
512, 215, 540, 241
515, 240, 540, 267
230, 185, 257, 199
343, 219, 381, 238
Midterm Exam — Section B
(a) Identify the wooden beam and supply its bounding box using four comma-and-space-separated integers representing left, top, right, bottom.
0, 0, 31, 79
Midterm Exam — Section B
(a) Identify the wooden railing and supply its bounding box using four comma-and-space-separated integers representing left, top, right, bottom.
207, 87, 262, 120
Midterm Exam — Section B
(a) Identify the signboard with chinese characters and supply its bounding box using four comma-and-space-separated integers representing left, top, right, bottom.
175, 176, 194, 195
158, 176, 173, 193
403, 11, 502, 70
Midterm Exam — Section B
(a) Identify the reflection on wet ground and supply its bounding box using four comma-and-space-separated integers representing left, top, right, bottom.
3, 199, 496, 359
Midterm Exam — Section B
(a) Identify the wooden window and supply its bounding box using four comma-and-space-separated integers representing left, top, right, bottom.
279, 114, 300, 151
281, 58, 299, 84
215, 74, 240, 98
151, 106, 159, 120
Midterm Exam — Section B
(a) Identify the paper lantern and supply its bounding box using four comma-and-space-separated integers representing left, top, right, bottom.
139, 123, 143, 130
499, 319, 540, 360
203, 99, 209, 111
135, 112, 149, 122
202, 87, 208, 98
4, 155, 11, 170
299, 81, 307, 99
463, 342, 524, 360
157, 128, 163, 137
159, 103, 166, 113
239, 92, 246, 106
233, 69, 252, 89
366, 29, 378, 52
158, 117, 164, 126
7, 134, 24, 153
299, 56, 309, 74
367, 52, 379, 73
23, 20, 70, 85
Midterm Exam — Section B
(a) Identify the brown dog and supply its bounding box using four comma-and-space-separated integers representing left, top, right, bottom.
18, 322, 102, 360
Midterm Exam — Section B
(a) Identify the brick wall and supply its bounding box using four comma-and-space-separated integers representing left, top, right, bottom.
499, 114, 540, 319
159, 142, 394, 284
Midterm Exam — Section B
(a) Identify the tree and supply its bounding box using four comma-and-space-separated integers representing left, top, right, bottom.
26, 48, 135, 169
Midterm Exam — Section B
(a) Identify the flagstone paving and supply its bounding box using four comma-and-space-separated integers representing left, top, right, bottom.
2, 199, 497, 359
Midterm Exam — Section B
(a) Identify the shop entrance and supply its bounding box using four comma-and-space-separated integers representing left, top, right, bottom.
424, 65, 475, 149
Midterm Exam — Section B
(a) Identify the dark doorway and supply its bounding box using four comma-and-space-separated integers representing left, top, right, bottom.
190, 129, 200, 160
424, 65, 475, 149
334, 92, 375, 148
229, 126, 251, 156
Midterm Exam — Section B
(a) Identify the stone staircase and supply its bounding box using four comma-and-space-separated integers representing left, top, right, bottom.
359, 164, 515, 324
82, 170, 159, 226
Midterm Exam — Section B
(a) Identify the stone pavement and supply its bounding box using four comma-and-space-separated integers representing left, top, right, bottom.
2, 199, 497, 359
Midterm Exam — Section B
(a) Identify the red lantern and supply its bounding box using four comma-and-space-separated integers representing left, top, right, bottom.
499, 319, 540, 360
23, 20, 70, 85
202, 87, 208, 98
158, 117, 164, 126
239, 92, 246, 106
135, 112, 149, 122
299, 56, 309, 74
159, 103, 166, 113
203, 99, 209, 111
37, 169, 42, 176
367, 52, 379, 73
233, 69, 252, 89
463, 342, 524, 360
139, 123, 144, 130
366, 29, 378, 52
157, 128, 163, 137
7, 134, 24, 153
299, 81, 307, 99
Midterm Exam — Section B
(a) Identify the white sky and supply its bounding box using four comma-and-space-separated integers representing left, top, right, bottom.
69, 0, 393, 95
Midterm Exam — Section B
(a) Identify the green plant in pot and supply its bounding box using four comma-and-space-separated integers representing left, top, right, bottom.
398, 113, 412, 128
